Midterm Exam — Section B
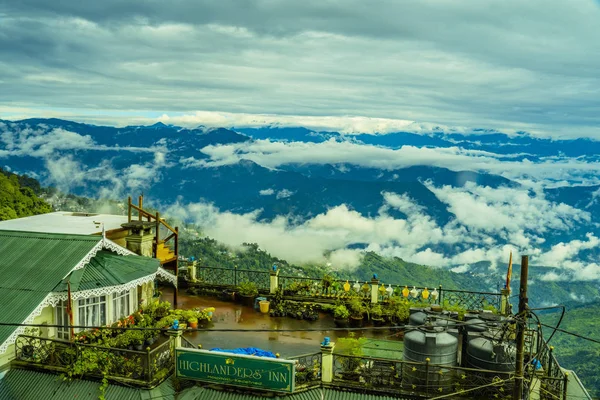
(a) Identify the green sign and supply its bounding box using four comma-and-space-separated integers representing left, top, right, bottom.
176, 348, 296, 393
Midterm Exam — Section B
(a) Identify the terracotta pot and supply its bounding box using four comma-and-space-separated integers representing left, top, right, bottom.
334, 318, 349, 328
189, 321, 198, 329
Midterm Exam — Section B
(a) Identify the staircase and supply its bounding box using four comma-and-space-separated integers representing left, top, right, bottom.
156, 241, 176, 264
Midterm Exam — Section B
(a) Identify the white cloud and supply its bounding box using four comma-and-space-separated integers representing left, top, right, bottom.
259, 188, 274, 196
184, 138, 600, 187
276, 189, 294, 199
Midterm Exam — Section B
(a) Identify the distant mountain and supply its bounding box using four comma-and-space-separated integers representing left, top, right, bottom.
2, 118, 600, 303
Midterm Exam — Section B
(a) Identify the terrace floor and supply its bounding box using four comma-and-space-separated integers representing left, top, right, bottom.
160, 287, 402, 358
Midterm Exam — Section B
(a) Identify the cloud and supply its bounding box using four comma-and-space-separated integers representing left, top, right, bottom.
187, 138, 600, 186
276, 189, 294, 199
1, 1, 600, 138
162, 185, 594, 277
259, 188, 274, 196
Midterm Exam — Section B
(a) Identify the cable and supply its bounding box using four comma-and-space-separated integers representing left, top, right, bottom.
538, 322, 600, 345
427, 377, 514, 400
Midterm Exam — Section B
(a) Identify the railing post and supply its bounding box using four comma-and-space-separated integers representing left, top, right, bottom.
234, 265, 238, 287
370, 275, 379, 304
270, 265, 279, 294
320, 338, 335, 383
189, 260, 197, 283
147, 348, 153, 382
425, 358, 430, 396
562, 372, 569, 400
548, 346, 553, 378
501, 288, 510, 316
438, 285, 443, 306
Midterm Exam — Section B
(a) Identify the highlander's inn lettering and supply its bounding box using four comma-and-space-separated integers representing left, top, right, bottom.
176, 349, 296, 393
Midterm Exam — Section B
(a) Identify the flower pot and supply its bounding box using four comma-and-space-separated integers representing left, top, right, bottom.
259, 300, 270, 314
349, 316, 364, 328
240, 294, 255, 307
134, 343, 144, 351
371, 317, 386, 327
334, 318, 349, 328
189, 321, 198, 329
145, 337, 155, 346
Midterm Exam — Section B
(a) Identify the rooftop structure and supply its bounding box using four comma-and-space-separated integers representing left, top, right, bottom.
0, 211, 128, 236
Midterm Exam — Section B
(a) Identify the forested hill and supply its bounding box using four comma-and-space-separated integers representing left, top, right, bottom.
0, 168, 51, 220
179, 236, 487, 291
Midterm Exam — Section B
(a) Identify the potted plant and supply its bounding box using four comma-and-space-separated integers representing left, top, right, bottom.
237, 281, 258, 307
348, 298, 365, 328
131, 330, 145, 351
322, 274, 334, 293
333, 304, 350, 328
370, 304, 385, 326
336, 334, 365, 381
188, 316, 198, 329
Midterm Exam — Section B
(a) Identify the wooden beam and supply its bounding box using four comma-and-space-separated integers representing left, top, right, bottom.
127, 196, 132, 223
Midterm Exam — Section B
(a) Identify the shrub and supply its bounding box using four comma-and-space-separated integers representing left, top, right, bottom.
237, 281, 258, 297
333, 304, 349, 319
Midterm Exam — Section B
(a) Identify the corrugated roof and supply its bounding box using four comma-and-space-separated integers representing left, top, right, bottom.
54, 251, 161, 292
0, 230, 101, 292
0, 369, 175, 400
177, 387, 408, 400
0, 230, 102, 347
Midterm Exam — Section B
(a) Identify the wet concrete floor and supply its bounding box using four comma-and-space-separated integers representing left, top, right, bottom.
160, 287, 395, 357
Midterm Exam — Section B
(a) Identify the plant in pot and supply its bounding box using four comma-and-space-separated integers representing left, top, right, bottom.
131, 330, 145, 351
336, 333, 365, 381
333, 303, 350, 328
188, 316, 199, 329
322, 274, 334, 294
370, 304, 385, 326
237, 281, 258, 307
348, 298, 365, 328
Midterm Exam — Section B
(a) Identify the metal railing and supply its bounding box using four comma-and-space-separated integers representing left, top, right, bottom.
287, 352, 322, 388
14, 334, 173, 387
332, 354, 514, 398
195, 265, 502, 310
196, 266, 270, 290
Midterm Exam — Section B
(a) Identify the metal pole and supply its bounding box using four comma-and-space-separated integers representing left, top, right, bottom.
513, 255, 529, 400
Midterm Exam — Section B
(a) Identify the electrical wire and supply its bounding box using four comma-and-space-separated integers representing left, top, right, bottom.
538, 322, 600, 345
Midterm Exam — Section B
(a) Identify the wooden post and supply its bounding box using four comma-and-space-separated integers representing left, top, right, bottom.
174, 227, 179, 308
513, 255, 529, 400
156, 212, 160, 243
138, 195, 143, 221
127, 196, 132, 222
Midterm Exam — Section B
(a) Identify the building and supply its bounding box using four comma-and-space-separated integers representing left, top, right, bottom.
0, 227, 176, 370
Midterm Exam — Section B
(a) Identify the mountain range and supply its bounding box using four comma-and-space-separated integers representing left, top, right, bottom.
1, 117, 600, 305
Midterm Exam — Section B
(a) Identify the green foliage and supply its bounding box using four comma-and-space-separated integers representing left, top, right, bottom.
333, 304, 350, 319
237, 281, 258, 297
370, 304, 383, 318
347, 297, 366, 318
0, 168, 52, 221
540, 301, 600, 397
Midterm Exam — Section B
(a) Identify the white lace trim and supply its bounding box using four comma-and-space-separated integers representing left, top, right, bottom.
0, 267, 177, 355
70, 238, 135, 274
0, 293, 61, 355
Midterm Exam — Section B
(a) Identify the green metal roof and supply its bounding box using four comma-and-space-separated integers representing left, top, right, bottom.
0, 230, 101, 293
0, 230, 102, 348
0, 369, 175, 400
54, 251, 161, 292
177, 387, 408, 400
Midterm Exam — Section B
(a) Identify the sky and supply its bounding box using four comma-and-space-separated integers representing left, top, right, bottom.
1, 1, 600, 138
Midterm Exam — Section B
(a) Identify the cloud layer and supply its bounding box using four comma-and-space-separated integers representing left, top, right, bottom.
1, 1, 600, 138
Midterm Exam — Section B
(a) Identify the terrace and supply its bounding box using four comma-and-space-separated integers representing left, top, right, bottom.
9, 265, 574, 400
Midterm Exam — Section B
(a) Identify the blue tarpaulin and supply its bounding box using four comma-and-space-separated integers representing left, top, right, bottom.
209, 347, 277, 358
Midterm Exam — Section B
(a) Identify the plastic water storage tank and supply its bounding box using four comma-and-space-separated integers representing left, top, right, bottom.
465, 337, 516, 372
403, 325, 458, 391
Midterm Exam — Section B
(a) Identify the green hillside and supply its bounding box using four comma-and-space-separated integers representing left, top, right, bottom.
540, 302, 600, 398
0, 168, 52, 220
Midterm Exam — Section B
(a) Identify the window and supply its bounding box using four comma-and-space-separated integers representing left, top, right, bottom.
78, 296, 106, 330
55, 300, 70, 340
113, 290, 130, 321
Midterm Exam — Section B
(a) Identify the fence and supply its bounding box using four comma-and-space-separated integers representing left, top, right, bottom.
196, 266, 270, 291
332, 353, 514, 398
287, 352, 322, 388
195, 266, 503, 311
14, 334, 174, 387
